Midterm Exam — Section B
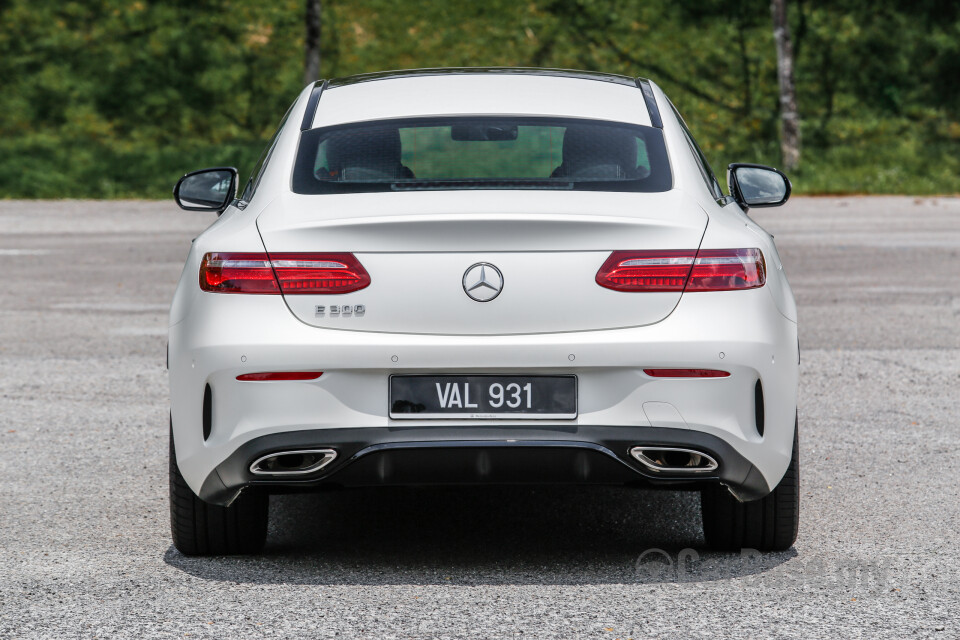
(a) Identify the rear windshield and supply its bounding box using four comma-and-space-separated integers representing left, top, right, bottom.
292, 116, 672, 194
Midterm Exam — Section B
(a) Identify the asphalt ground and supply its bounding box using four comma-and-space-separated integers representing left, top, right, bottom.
0, 196, 958, 639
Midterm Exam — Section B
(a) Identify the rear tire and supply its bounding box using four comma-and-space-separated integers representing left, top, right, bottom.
169, 422, 268, 556
701, 418, 799, 551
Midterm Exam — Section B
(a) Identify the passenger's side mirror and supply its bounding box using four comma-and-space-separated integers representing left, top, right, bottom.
173, 167, 238, 213
727, 163, 791, 209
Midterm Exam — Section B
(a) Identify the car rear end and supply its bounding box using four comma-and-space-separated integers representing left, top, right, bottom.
168, 70, 799, 553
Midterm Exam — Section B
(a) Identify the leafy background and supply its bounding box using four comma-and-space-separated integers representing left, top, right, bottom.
1, 0, 958, 198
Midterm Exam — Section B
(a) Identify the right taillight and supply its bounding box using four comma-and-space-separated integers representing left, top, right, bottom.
596, 248, 765, 292
686, 248, 766, 291
199, 252, 370, 294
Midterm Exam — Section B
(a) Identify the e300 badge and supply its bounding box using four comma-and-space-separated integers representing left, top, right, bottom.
315, 304, 365, 317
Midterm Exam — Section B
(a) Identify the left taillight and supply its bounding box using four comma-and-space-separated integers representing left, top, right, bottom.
199, 252, 370, 294
199, 253, 280, 294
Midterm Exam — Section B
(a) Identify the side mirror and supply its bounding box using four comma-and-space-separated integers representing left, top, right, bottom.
173, 167, 238, 213
727, 163, 791, 209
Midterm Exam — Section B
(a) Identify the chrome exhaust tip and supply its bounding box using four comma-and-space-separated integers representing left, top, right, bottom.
629, 446, 718, 473
249, 449, 337, 476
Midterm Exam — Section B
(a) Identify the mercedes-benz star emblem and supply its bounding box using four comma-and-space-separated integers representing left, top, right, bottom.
462, 263, 503, 302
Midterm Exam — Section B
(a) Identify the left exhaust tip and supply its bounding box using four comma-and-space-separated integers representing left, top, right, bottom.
249, 449, 337, 476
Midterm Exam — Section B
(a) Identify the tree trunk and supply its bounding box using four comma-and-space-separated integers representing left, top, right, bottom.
303, 0, 322, 86
736, 12, 752, 118
771, 0, 800, 170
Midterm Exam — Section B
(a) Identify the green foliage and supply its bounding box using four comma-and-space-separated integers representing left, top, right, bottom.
0, 137, 264, 199
0, 0, 957, 198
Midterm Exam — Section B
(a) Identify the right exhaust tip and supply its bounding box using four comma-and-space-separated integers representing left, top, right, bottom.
629, 446, 719, 473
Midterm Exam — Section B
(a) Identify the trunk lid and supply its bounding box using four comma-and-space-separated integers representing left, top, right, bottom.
256, 190, 707, 335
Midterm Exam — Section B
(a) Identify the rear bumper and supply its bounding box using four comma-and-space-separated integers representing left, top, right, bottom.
199, 425, 770, 506
171, 285, 798, 503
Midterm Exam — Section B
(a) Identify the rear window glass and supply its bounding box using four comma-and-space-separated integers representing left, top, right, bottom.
292, 117, 672, 193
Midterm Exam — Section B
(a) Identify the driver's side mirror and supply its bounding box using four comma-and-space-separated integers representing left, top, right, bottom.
173, 167, 238, 213
727, 163, 791, 209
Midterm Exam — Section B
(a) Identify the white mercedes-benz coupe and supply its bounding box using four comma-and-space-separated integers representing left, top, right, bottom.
169, 68, 799, 555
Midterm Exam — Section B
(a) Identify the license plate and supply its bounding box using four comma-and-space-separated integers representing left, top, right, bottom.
389, 375, 577, 419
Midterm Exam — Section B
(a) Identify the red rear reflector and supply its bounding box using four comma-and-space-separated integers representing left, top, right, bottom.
236, 372, 324, 381
596, 249, 765, 292
643, 369, 730, 378
200, 252, 370, 294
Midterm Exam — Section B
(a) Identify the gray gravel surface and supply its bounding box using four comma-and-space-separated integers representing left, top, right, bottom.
0, 197, 958, 639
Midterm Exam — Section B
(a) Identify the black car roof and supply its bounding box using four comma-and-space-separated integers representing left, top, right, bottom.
327, 67, 642, 88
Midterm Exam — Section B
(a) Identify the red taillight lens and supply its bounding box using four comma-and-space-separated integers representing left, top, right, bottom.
200, 253, 280, 294
596, 249, 765, 292
270, 253, 371, 294
595, 251, 696, 292
643, 369, 730, 378
236, 372, 323, 381
686, 248, 766, 291
200, 252, 370, 294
